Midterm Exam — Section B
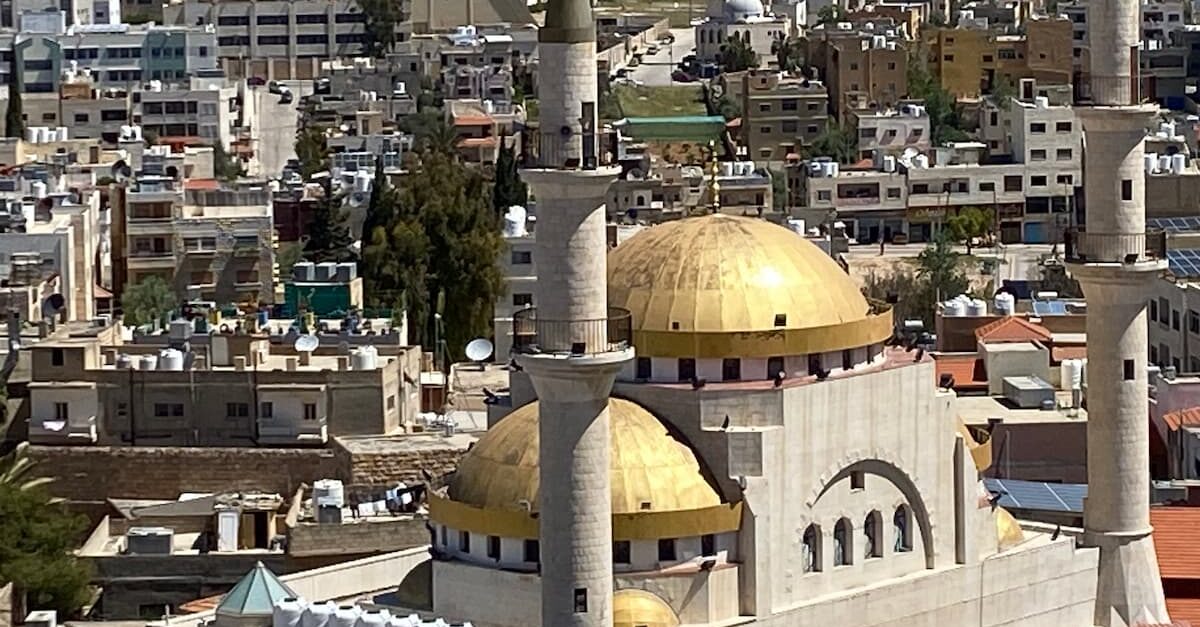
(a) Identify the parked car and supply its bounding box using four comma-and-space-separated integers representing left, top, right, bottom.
647, 44, 660, 55
672, 70, 697, 82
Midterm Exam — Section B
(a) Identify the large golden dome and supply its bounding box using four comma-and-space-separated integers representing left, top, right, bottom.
607, 214, 893, 358
447, 398, 722, 514
613, 589, 680, 627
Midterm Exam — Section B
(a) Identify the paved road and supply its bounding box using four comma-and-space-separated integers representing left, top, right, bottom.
626, 27, 697, 87
248, 79, 313, 179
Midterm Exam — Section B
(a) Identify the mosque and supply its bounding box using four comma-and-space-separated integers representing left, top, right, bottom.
427, 214, 1100, 626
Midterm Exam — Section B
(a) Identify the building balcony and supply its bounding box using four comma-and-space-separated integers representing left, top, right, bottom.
512, 307, 632, 356
29, 415, 97, 445
257, 419, 327, 446
1065, 228, 1166, 264
127, 253, 178, 268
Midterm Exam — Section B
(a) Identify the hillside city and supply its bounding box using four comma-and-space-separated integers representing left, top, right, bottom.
2, 0, 1200, 624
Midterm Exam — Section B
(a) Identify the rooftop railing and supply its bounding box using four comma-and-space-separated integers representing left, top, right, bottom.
1064, 228, 1166, 263
512, 307, 632, 356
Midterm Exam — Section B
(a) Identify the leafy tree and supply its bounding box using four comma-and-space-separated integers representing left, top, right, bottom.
718, 33, 757, 73
275, 241, 304, 280
212, 143, 244, 181
769, 168, 789, 212
907, 58, 969, 144
304, 177, 356, 263
361, 149, 503, 359
772, 34, 806, 74
916, 231, 971, 304
294, 125, 327, 179
0, 484, 92, 617
927, 11, 947, 25
358, 0, 403, 58
5, 55, 22, 139
862, 231, 972, 328
816, 4, 843, 25
990, 75, 1016, 109
809, 121, 858, 164
945, 206, 994, 253
0, 443, 53, 493
120, 276, 177, 327
492, 139, 527, 217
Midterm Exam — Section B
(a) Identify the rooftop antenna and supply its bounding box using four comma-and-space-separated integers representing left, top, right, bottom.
465, 337, 493, 371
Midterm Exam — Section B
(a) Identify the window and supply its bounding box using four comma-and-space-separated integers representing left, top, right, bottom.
758, 103, 771, 113
155, 403, 169, 417
236, 270, 259, 284
701, 534, 716, 556
74, 112, 88, 123
304, 403, 318, 420
613, 540, 631, 564
1160, 298, 1171, 325
573, 588, 587, 614
1057, 174, 1074, 185
523, 539, 539, 562
979, 181, 995, 192
636, 357, 651, 380
658, 538, 677, 561
487, 535, 500, 560
894, 506, 912, 552
217, 14, 249, 25
51, 348, 64, 366
1004, 176, 1023, 192
40, 112, 55, 123
990, 111, 999, 126
1189, 310, 1199, 334
767, 356, 785, 380
887, 187, 901, 199
864, 511, 882, 558
260, 402, 273, 418
1122, 179, 1133, 201
759, 126, 772, 135
1031, 175, 1047, 187
677, 358, 696, 382
1057, 148, 1072, 161
258, 35, 288, 45
1031, 149, 1047, 161
512, 293, 533, 307
842, 349, 853, 370
850, 470, 865, 490
335, 12, 366, 22
1173, 310, 1181, 330
226, 403, 248, 417
297, 34, 328, 45
887, 62, 896, 70
721, 358, 741, 381
817, 190, 831, 201
296, 13, 327, 23
387, 395, 396, 410
781, 120, 798, 133
943, 55, 954, 62
458, 530, 470, 552
802, 524, 821, 572
1030, 122, 1046, 133
101, 109, 126, 122
807, 124, 819, 134
912, 183, 929, 194
511, 250, 531, 264
1124, 359, 1135, 380
833, 518, 852, 566
1151, 299, 1159, 321
1151, 345, 1160, 364
54, 402, 68, 421
782, 98, 797, 111
1056, 121, 1073, 133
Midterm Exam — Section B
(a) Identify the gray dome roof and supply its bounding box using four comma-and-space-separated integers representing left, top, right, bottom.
723, 0, 764, 20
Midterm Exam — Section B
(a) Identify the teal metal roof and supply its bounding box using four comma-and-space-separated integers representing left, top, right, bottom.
216, 561, 295, 617
616, 116, 728, 142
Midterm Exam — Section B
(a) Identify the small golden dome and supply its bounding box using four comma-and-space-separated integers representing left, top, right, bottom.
613, 589, 680, 627
447, 398, 722, 514
608, 214, 892, 358
995, 506, 1026, 551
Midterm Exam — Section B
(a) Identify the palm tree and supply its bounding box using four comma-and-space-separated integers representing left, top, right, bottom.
0, 442, 56, 495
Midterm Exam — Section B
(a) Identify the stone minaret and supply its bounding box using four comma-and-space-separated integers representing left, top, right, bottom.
1070, 0, 1169, 623
513, 0, 633, 624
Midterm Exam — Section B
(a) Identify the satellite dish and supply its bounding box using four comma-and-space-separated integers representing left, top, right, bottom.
41, 293, 65, 319
294, 334, 320, 353
465, 337, 494, 363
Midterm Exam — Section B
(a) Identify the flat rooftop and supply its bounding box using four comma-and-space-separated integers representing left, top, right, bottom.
957, 393, 1087, 425
334, 431, 479, 455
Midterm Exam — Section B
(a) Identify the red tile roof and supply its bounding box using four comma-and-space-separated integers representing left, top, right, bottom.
1164, 408, 1200, 432
933, 354, 987, 391
184, 178, 220, 191
975, 316, 1052, 343
1050, 345, 1087, 362
1165, 598, 1200, 627
452, 115, 494, 127
1152, 507, 1200, 579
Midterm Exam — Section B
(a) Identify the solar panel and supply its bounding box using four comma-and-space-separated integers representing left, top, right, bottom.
1168, 249, 1200, 277
982, 478, 1087, 514
1149, 217, 1200, 233
1032, 301, 1068, 316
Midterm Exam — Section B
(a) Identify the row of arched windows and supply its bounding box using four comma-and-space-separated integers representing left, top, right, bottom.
801, 505, 913, 573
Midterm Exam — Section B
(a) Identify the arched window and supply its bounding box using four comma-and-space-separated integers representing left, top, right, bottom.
894, 505, 912, 553
802, 524, 821, 573
864, 511, 882, 559
833, 518, 852, 566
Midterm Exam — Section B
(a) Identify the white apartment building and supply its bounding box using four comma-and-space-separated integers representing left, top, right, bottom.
851, 104, 930, 160
134, 73, 241, 149
1148, 276, 1200, 374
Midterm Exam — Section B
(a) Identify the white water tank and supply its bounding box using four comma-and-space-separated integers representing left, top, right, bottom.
1035, 96, 1050, 108
1060, 359, 1082, 390
158, 348, 184, 371
301, 602, 337, 627
57, 127, 68, 141
1146, 153, 1159, 174
355, 610, 390, 627
331, 606, 360, 627
967, 298, 987, 317
882, 155, 896, 173
274, 599, 308, 627
915, 154, 930, 168
354, 171, 371, 193
25, 126, 38, 143
31, 181, 47, 199
116, 354, 133, 369
350, 345, 378, 370
139, 354, 158, 370
502, 205, 527, 237
943, 298, 966, 317
1172, 153, 1186, 174
994, 292, 1015, 316
1160, 155, 1172, 172
313, 479, 345, 508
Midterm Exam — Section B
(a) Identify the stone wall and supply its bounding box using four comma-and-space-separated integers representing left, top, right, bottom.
288, 519, 431, 557
337, 443, 468, 489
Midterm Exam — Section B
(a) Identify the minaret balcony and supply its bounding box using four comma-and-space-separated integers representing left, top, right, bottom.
1064, 228, 1166, 264
523, 130, 615, 171
512, 307, 633, 356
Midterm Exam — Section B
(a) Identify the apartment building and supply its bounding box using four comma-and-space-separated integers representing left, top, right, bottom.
1149, 276, 1200, 374
446, 99, 523, 165
923, 18, 1072, 99
694, 0, 790, 66
850, 104, 930, 159
134, 73, 241, 149
607, 161, 774, 221
1064, 0, 1187, 103
25, 321, 421, 446
494, 210, 533, 360
163, 0, 409, 80
736, 70, 829, 162
824, 31, 907, 118
6, 0, 120, 28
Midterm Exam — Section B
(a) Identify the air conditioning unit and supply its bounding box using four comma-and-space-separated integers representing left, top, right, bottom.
126, 527, 174, 555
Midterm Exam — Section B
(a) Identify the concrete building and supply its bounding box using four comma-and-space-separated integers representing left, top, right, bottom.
1062, 0, 1171, 616
694, 0, 790, 66
135, 73, 241, 150
1147, 276, 1200, 373
922, 19, 1072, 100
1064, 0, 1188, 104
823, 30, 907, 119
735, 70, 829, 162
850, 104, 930, 160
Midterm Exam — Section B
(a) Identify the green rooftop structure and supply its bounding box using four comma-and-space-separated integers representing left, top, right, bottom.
614, 116, 728, 142
216, 561, 295, 621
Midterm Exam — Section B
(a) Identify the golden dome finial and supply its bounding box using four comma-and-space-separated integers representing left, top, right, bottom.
707, 140, 720, 214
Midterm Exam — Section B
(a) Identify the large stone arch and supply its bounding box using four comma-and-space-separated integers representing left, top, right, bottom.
809, 457, 936, 569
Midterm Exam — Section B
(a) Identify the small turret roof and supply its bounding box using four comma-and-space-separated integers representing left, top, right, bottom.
215, 561, 295, 617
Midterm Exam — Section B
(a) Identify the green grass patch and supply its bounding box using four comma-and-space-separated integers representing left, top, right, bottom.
612, 84, 707, 118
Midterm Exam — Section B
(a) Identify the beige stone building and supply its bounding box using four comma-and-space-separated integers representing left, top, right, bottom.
735, 70, 829, 162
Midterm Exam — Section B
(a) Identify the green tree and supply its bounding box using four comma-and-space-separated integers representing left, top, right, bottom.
294, 125, 327, 179
990, 75, 1016, 109
276, 241, 304, 280
0, 484, 92, 617
772, 34, 806, 74
916, 231, 971, 304
304, 177, 356, 263
945, 206, 994, 253
769, 168, 788, 212
5, 55, 22, 139
816, 4, 843, 25
809, 121, 858, 164
358, 0, 403, 57
362, 150, 503, 358
492, 138, 527, 217
0, 443, 54, 493
212, 143, 245, 181
120, 276, 177, 327
907, 58, 969, 144
862, 232, 972, 328
718, 33, 757, 73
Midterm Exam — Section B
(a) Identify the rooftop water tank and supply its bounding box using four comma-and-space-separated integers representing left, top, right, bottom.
967, 299, 987, 317
331, 606, 360, 627
1060, 358, 1082, 391
315, 262, 338, 282
1172, 153, 1186, 175
139, 354, 158, 370
274, 599, 308, 627
943, 298, 966, 317
313, 479, 345, 508
994, 292, 1015, 316
503, 205, 527, 238
1146, 153, 1159, 174
355, 610, 390, 627
350, 346, 377, 370
301, 602, 337, 627
169, 318, 193, 341
335, 262, 356, 282
116, 354, 133, 369
1160, 155, 1172, 173
293, 262, 316, 282
158, 348, 184, 371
